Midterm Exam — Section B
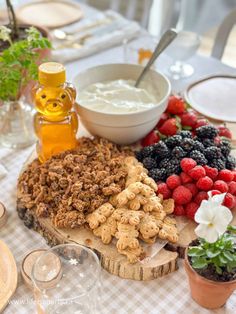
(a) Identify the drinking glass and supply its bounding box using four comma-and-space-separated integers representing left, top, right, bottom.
123, 35, 158, 67
165, 31, 201, 80
31, 244, 101, 314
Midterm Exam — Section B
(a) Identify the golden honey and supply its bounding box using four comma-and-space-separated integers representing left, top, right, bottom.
33, 62, 78, 162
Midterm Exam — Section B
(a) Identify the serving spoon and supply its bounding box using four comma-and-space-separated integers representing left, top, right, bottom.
135, 28, 178, 87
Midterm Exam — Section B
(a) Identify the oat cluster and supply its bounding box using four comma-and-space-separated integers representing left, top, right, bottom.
17, 137, 132, 228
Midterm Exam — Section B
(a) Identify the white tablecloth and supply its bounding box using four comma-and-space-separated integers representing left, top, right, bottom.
1, 4, 236, 314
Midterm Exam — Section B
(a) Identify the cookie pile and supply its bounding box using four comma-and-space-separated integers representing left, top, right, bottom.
86, 157, 179, 263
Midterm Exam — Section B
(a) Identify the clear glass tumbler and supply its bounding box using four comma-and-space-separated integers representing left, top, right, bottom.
165, 31, 201, 80
123, 35, 158, 67
31, 244, 101, 314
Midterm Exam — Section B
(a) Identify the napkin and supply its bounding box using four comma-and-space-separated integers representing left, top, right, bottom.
51, 10, 141, 63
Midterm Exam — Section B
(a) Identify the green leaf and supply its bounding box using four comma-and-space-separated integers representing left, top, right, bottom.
223, 251, 234, 261
206, 249, 220, 258
188, 247, 205, 257
192, 258, 208, 269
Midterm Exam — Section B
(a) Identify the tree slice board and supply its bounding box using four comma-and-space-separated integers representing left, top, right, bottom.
0, 240, 18, 313
16, 149, 178, 281
17, 148, 236, 279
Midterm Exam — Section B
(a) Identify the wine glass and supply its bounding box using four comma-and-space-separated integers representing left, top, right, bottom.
165, 31, 201, 80
31, 244, 101, 314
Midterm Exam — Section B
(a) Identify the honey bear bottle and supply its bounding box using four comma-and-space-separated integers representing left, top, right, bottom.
33, 62, 78, 162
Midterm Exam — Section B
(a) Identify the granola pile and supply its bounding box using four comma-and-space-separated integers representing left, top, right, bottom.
17, 137, 132, 228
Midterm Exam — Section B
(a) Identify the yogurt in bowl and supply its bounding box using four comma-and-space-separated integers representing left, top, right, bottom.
73, 63, 171, 145
78, 79, 162, 114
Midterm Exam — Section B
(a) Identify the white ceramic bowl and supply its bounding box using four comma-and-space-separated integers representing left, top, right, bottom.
73, 63, 171, 145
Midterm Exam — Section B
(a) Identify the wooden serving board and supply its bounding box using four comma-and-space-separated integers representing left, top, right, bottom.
0, 240, 18, 313
17, 150, 236, 279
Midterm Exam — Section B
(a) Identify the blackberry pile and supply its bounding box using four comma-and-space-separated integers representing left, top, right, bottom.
136, 125, 236, 182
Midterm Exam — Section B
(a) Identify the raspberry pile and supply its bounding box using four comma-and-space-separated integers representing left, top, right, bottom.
157, 158, 236, 220
136, 125, 236, 182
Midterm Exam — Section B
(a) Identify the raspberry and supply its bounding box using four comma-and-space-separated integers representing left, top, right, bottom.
203, 165, 218, 180
186, 202, 199, 220
180, 158, 197, 173
210, 190, 221, 196
166, 175, 181, 190
172, 186, 192, 205
218, 170, 234, 182
157, 183, 171, 199
180, 172, 193, 184
213, 180, 229, 193
232, 170, 236, 182
194, 191, 208, 205
196, 176, 213, 191
174, 205, 185, 216
184, 183, 198, 197
223, 193, 235, 209
188, 166, 206, 180
228, 181, 236, 195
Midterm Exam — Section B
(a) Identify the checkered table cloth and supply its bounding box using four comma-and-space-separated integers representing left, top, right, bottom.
0, 142, 235, 314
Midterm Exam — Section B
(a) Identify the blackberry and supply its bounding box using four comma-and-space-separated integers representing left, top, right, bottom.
153, 141, 170, 159
209, 159, 226, 171
189, 150, 207, 165
165, 135, 182, 148
135, 150, 143, 161
192, 140, 205, 153
141, 145, 154, 158
196, 125, 218, 139
181, 138, 195, 152
142, 157, 157, 170
204, 146, 222, 159
171, 146, 186, 159
166, 158, 181, 176
178, 130, 192, 139
149, 168, 167, 181
159, 158, 171, 169
220, 140, 231, 157
201, 138, 215, 148
226, 155, 236, 170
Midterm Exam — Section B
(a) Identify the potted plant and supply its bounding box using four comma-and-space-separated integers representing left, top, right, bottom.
0, 1, 52, 148
184, 191, 236, 309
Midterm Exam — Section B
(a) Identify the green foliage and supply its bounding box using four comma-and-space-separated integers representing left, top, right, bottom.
0, 26, 51, 101
188, 226, 236, 275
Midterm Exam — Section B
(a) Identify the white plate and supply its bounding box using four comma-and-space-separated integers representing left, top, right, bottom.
16, 0, 83, 29
184, 75, 236, 122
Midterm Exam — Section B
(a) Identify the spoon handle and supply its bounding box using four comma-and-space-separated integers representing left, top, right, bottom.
135, 29, 178, 87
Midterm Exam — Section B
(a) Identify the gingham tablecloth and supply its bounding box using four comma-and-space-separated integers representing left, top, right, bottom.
1, 4, 236, 313
1, 144, 236, 314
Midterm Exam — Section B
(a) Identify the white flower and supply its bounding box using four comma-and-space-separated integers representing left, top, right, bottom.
194, 192, 233, 243
0, 26, 12, 43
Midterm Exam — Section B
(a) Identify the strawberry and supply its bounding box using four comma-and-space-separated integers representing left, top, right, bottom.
195, 118, 209, 129
159, 118, 179, 136
156, 113, 169, 128
141, 130, 160, 147
180, 111, 197, 129
166, 95, 186, 115
217, 125, 232, 139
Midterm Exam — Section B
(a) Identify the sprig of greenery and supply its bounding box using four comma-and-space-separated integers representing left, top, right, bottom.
188, 225, 236, 275
0, 26, 51, 101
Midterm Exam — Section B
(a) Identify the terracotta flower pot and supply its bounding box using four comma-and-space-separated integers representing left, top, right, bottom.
184, 249, 236, 309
